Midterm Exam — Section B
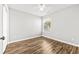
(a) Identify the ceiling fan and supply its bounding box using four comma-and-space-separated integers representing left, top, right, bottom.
39, 4, 45, 11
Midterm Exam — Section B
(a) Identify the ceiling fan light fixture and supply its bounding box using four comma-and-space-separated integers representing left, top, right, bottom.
39, 4, 45, 11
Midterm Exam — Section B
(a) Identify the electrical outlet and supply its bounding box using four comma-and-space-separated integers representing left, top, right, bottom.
72, 38, 74, 41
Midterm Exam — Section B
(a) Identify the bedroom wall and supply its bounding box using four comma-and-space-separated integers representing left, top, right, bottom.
9, 8, 41, 43
43, 5, 79, 45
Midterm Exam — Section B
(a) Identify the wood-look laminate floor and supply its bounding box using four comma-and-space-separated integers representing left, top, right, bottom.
4, 36, 79, 54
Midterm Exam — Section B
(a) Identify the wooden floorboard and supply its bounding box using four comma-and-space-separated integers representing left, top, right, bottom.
4, 36, 79, 54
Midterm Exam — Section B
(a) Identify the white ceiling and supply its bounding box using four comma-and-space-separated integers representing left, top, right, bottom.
8, 4, 74, 16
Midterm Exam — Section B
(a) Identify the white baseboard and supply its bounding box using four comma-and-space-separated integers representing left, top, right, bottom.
8, 34, 41, 44
8, 34, 79, 47
42, 35, 79, 47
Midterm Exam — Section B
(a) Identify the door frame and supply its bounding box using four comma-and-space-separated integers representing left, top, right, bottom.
2, 4, 9, 53
0, 4, 3, 54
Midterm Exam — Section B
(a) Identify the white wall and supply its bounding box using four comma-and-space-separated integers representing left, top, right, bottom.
43, 5, 79, 45
9, 8, 41, 42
